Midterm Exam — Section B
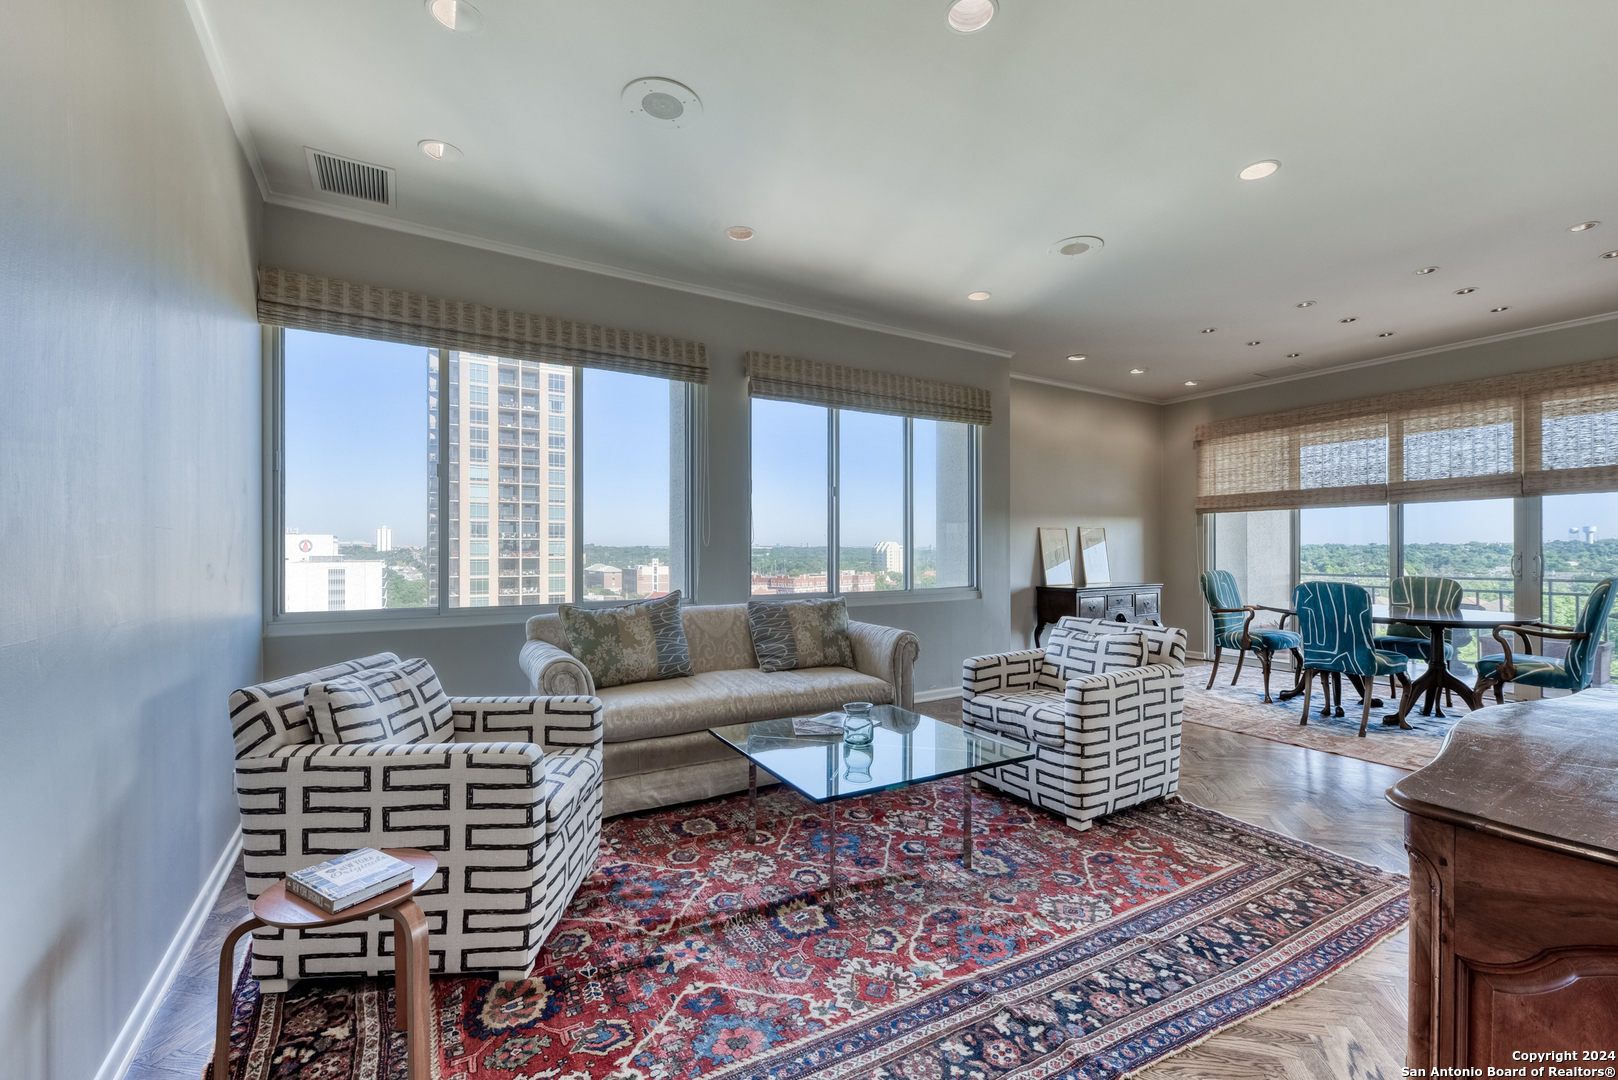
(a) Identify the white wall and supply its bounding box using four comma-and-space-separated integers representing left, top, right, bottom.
1161, 316, 1618, 657
1008, 378, 1165, 646
259, 206, 1010, 696
0, 1, 263, 1077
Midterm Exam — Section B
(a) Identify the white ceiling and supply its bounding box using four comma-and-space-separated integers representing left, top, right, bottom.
193, 0, 1618, 402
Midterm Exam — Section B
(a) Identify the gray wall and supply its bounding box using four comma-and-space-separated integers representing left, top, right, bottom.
1161, 316, 1618, 656
260, 205, 1011, 696
0, 1, 263, 1078
1008, 379, 1165, 647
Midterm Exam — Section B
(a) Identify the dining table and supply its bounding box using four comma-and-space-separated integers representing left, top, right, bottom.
1269, 603, 1521, 724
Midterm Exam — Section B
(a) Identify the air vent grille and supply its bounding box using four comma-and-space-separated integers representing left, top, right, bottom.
304, 148, 395, 206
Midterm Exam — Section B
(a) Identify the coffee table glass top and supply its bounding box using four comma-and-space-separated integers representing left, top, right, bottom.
708, 705, 1036, 804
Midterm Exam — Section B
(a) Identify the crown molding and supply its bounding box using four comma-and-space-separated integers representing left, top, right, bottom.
1163, 308, 1618, 406
1008, 371, 1160, 404
182, 0, 270, 200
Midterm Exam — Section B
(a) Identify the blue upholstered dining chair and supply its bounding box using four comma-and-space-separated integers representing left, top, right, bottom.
1199, 569, 1303, 703
1293, 580, 1413, 737
1474, 578, 1618, 703
1374, 575, 1465, 709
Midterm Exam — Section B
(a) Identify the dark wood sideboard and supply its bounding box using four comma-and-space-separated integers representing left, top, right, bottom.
1034, 583, 1162, 645
1386, 694, 1618, 1069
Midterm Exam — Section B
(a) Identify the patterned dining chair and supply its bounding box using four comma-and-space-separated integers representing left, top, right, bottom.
1293, 581, 1414, 737
1474, 578, 1617, 703
1199, 570, 1303, 704
1374, 575, 1464, 709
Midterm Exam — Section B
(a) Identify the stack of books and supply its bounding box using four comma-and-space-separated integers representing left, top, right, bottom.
286, 848, 414, 914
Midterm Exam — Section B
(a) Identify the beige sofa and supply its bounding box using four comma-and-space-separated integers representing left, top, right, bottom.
521, 604, 919, 817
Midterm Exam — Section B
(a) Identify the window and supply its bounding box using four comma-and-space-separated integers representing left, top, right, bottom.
750, 400, 977, 595
277, 331, 690, 618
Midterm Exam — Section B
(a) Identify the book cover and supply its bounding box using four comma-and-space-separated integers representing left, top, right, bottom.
286, 848, 413, 913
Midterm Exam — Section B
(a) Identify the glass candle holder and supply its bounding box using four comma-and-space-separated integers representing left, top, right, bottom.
842, 702, 875, 746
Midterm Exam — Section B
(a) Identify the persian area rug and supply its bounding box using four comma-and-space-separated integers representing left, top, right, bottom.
211, 783, 1408, 1080
1184, 660, 1477, 771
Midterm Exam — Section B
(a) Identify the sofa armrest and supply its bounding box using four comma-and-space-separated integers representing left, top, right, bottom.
234, 740, 551, 900
962, 649, 1046, 700
849, 620, 921, 709
452, 695, 604, 753
519, 639, 595, 697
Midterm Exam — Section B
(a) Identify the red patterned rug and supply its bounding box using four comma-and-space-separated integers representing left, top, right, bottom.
211, 781, 1407, 1080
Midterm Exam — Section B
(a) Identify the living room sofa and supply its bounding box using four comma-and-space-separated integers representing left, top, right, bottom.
520, 604, 920, 817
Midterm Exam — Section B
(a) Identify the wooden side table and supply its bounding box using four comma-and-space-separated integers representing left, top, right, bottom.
213, 849, 438, 1080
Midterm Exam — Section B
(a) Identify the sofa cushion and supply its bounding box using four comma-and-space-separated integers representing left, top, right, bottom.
595, 666, 894, 743
964, 690, 1066, 750
229, 651, 402, 759
747, 598, 856, 673
559, 591, 693, 689
306, 658, 454, 745
680, 604, 759, 673
1038, 627, 1147, 690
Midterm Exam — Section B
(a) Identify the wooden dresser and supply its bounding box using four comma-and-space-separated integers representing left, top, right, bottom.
1034, 583, 1162, 645
1386, 694, 1618, 1070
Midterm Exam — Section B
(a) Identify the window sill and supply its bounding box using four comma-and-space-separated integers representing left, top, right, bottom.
841, 587, 982, 606
266, 606, 547, 637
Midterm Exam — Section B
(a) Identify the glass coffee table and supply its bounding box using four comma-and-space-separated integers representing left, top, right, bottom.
708, 705, 1036, 900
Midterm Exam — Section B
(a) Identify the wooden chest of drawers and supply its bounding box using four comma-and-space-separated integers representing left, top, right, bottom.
1034, 584, 1163, 646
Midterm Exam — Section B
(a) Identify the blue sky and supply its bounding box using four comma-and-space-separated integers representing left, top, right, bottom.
583, 368, 670, 546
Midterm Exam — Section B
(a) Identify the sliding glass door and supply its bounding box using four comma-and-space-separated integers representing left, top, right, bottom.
1299, 506, 1390, 603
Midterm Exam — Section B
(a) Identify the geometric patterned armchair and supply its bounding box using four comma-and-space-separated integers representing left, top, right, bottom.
1199, 569, 1302, 703
1475, 577, 1617, 702
1293, 581, 1412, 737
229, 652, 603, 989
962, 617, 1185, 832
1375, 575, 1465, 708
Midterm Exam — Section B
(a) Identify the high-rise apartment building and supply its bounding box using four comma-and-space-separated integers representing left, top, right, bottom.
873, 540, 904, 572
429, 351, 574, 607
375, 526, 392, 552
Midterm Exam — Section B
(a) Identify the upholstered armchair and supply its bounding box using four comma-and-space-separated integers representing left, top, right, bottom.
1374, 575, 1466, 708
961, 617, 1185, 831
1198, 569, 1303, 703
229, 652, 603, 989
1294, 581, 1413, 737
1474, 578, 1617, 702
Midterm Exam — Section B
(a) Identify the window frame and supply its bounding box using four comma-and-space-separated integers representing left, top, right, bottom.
749, 401, 981, 602
267, 327, 698, 628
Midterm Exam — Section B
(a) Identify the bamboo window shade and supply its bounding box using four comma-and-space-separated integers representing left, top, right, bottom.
1195, 356, 1618, 512
743, 352, 992, 426
257, 267, 710, 383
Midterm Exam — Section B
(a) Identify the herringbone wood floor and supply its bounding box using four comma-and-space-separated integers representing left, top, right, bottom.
128, 692, 1411, 1080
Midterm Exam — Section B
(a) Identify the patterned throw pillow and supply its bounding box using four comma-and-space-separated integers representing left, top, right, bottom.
1039, 627, 1147, 689
558, 591, 692, 689
306, 657, 454, 745
747, 597, 856, 673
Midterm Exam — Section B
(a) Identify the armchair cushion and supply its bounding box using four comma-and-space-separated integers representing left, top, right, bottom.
966, 689, 1068, 750
229, 652, 401, 759
1054, 617, 1189, 671
1375, 634, 1455, 662
747, 597, 855, 673
1370, 649, 1411, 676
558, 591, 692, 689
306, 657, 454, 745
1475, 654, 1577, 689
1246, 628, 1303, 652
1038, 627, 1147, 690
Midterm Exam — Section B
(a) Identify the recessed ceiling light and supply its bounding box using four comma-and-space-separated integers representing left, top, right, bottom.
1130, 368, 1147, 375
1603, 251, 1618, 260
621, 78, 703, 127
1246, 340, 1262, 346
1454, 287, 1478, 295
1200, 328, 1217, 333
1049, 235, 1104, 256
1067, 354, 1086, 362
1491, 306, 1510, 312
726, 226, 754, 241
1238, 160, 1280, 180
1286, 353, 1302, 358
1339, 317, 1358, 323
418, 139, 462, 161
1414, 266, 1439, 275
1377, 332, 1395, 338
426, 0, 483, 33
946, 0, 997, 33
1571, 221, 1600, 232
1296, 301, 1316, 308
967, 291, 991, 301
1184, 381, 1199, 387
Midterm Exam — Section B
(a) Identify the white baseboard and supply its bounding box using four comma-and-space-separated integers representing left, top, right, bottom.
914, 686, 963, 703
95, 824, 243, 1080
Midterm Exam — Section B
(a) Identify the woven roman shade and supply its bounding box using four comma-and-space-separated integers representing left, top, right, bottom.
258, 267, 709, 383
744, 351, 992, 426
1197, 356, 1618, 512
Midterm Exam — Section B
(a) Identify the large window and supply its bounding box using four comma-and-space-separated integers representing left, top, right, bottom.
279, 329, 688, 617
1300, 505, 1390, 602
750, 402, 977, 595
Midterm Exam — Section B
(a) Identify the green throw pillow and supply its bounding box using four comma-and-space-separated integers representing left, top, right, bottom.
746, 597, 856, 673
558, 591, 692, 689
